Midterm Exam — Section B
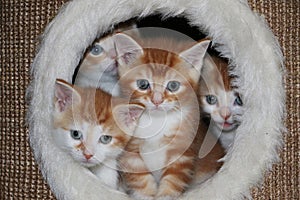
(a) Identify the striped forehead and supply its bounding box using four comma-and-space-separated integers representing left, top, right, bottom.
141, 48, 181, 68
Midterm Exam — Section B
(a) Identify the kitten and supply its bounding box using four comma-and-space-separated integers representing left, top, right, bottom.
199, 54, 243, 150
113, 33, 223, 200
52, 79, 144, 189
74, 35, 120, 96
74, 23, 139, 96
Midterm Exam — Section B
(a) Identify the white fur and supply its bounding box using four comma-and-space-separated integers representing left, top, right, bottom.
90, 160, 119, 190
53, 122, 121, 189
137, 110, 181, 174
28, 0, 285, 199
200, 90, 243, 150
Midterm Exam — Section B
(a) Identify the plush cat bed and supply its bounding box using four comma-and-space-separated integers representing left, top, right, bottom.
28, 0, 285, 199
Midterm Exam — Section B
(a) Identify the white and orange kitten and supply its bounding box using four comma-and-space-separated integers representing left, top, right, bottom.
199, 55, 243, 150
52, 79, 144, 189
74, 35, 120, 96
113, 33, 222, 200
74, 24, 139, 96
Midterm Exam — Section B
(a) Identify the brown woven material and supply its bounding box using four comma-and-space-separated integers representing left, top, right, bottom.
0, 0, 298, 199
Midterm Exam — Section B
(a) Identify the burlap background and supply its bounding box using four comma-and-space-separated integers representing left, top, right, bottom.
0, 0, 299, 199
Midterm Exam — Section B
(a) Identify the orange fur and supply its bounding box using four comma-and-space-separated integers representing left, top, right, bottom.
53, 79, 144, 170
115, 36, 225, 199
203, 55, 232, 91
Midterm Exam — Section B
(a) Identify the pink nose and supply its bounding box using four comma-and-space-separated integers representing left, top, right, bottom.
220, 107, 231, 120
151, 92, 163, 106
83, 153, 93, 160
222, 114, 230, 120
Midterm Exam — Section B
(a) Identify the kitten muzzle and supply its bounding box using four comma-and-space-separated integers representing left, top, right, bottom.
83, 153, 93, 160
151, 91, 163, 106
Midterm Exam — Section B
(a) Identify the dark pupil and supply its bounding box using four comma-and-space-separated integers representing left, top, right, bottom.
71, 130, 81, 140
167, 81, 180, 92
103, 136, 110, 141
235, 96, 243, 106
137, 79, 149, 90
100, 135, 112, 144
206, 95, 217, 105
90, 44, 103, 55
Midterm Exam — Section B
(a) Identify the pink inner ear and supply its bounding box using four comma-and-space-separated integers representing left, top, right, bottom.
128, 106, 144, 121
114, 33, 143, 65
56, 98, 71, 112
115, 105, 144, 130
123, 108, 140, 127
122, 51, 136, 65
55, 82, 76, 112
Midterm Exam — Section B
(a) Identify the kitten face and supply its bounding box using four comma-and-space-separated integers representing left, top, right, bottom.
200, 90, 243, 132
77, 25, 140, 81
54, 118, 126, 168
79, 36, 118, 76
53, 79, 144, 168
200, 55, 243, 132
119, 64, 195, 112
74, 35, 120, 96
113, 33, 210, 112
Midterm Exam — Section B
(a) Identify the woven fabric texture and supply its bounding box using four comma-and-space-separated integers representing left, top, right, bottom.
0, 0, 298, 199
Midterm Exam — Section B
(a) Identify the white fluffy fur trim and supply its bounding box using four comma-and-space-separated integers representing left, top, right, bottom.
28, 0, 285, 199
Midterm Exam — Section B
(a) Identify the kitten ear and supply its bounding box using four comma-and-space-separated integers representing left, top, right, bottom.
54, 79, 81, 112
179, 39, 211, 72
113, 103, 145, 135
113, 33, 143, 66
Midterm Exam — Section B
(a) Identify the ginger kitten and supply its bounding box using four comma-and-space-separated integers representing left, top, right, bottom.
199, 54, 243, 150
113, 33, 223, 199
52, 79, 144, 189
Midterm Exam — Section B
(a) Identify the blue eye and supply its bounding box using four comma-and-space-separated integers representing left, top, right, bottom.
137, 79, 150, 90
99, 135, 112, 144
206, 95, 217, 105
166, 81, 180, 92
234, 95, 243, 106
90, 44, 104, 56
70, 130, 82, 140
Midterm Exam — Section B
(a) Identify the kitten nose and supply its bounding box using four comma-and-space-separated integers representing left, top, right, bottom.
152, 92, 163, 106
83, 153, 93, 160
220, 107, 231, 120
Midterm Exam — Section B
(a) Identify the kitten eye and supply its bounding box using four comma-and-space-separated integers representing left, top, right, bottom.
234, 95, 243, 106
166, 81, 180, 92
137, 79, 150, 90
90, 44, 104, 56
206, 95, 218, 105
70, 130, 82, 140
99, 135, 112, 144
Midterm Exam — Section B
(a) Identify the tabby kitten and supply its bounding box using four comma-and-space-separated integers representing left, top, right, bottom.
199, 55, 243, 150
113, 33, 221, 200
52, 79, 144, 189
